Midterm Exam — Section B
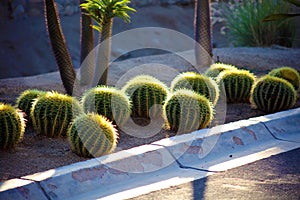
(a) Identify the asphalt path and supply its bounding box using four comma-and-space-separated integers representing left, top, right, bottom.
129, 148, 300, 200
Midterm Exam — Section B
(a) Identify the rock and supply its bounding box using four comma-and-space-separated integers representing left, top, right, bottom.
12, 4, 25, 18
64, 5, 74, 16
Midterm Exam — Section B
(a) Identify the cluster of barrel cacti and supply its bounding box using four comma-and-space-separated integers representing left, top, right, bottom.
1, 65, 298, 153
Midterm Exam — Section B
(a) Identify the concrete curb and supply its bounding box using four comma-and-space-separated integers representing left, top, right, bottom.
1, 108, 300, 199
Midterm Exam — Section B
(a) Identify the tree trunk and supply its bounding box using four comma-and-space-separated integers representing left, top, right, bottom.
93, 18, 113, 86
79, 0, 94, 86
44, 0, 76, 95
194, 0, 213, 67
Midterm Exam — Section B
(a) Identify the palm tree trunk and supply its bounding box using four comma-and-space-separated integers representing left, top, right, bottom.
93, 18, 113, 86
79, 0, 94, 86
44, 0, 76, 95
194, 0, 213, 67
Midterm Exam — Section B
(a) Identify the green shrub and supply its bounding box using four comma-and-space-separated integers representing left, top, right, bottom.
268, 66, 300, 90
16, 89, 46, 124
68, 113, 118, 158
222, 0, 295, 47
217, 69, 256, 103
122, 75, 169, 118
171, 72, 219, 105
250, 75, 297, 113
31, 91, 83, 138
0, 103, 25, 149
205, 63, 237, 79
82, 86, 131, 127
164, 89, 214, 134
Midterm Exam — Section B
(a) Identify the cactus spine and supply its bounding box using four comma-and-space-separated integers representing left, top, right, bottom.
205, 63, 237, 79
217, 69, 256, 103
68, 113, 118, 158
0, 103, 25, 149
31, 92, 83, 138
82, 86, 131, 126
250, 75, 297, 113
164, 89, 214, 134
171, 72, 219, 105
268, 66, 300, 90
122, 75, 169, 118
16, 89, 46, 124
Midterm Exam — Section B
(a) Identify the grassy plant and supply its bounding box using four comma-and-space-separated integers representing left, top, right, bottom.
222, 0, 295, 47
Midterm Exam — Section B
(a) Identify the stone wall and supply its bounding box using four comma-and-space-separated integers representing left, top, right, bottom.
2, 0, 194, 19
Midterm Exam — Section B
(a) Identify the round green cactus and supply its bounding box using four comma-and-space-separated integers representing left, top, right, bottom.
122, 75, 169, 118
31, 91, 83, 138
217, 69, 256, 103
163, 89, 214, 134
170, 72, 219, 105
82, 86, 131, 127
205, 63, 238, 79
0, 103, 25, 149
68, 113, 118, 158
16, 89, 46, 124
250, 75, 297, 113
268, 66, 300, 90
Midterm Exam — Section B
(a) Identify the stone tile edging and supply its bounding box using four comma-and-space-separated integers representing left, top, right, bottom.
0, 108, 300, 199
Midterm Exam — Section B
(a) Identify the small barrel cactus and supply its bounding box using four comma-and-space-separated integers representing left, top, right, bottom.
68, 113, 118, 158
268, 66, 300, 90
250, 75, 297, 113
122, 75, 169, 118
31, 91, 83, 138
16, 89, 46, 124
163, 89, 214, 134
0, 103, 25, 149
82, 86, 131, 127
205, 63, 238, 79
217, 69, 256, 103
170, 72, 219, 105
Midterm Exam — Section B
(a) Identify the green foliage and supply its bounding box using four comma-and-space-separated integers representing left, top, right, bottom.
68, 113, 118, 158
205, 63, 238, 79
82, 86, 131, 126
250, 75, 297, 113
171, 72, 219, 105
122, 75, 169, 118
80, 0, 136, 32
0, 103, 25, 149
268, 66, 300, 90
217, 69, 256, 103
222, 0, 295, 47
163, 89, 214, 134
263, 0, 300, 21
31, 92, 83, 138
16, 89, 46, 124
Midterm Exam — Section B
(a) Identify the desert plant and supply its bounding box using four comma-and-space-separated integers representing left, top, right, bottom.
222, 0, 295, 47
122, 75, 169, 118
250, 75, 297, 113
44, 0, 76, 95
82, 86, 131, 126
194, 0, 213, 67
81, 0, 136, 85
31, 91, 83, 138
217, 69, 256, 103
263, 0, 300, 22
16, 89, 46, 124
0, 103, 25, 149
205, 63, 238, 79
164, 89, 214, 134
268, 66, 300, 90
68, 113, 118, 158
170, 72, 219, 105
